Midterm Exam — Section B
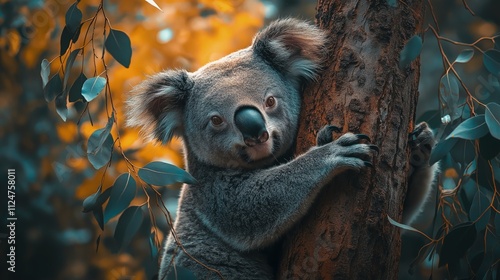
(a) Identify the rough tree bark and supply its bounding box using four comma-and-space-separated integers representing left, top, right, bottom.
278, 0, 424, 279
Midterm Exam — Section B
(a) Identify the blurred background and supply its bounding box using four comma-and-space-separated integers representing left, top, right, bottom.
0, 0, 499, 279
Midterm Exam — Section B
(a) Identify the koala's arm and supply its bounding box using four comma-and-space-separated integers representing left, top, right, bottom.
194, 133, 376, 251
403, 122, 439, 225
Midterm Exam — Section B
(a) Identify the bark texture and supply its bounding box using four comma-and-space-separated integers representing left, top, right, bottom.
278, 0, 424, 279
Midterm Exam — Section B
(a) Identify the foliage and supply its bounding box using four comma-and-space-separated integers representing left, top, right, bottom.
393, 0, 500, 278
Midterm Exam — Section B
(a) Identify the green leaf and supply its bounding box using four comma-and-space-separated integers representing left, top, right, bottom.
138, 161, 197, 187
44, 74, 62, 102
399, 35, 422, 69
145, 0, 163, 11
87, 127, 114, 169
82, 77, 106, 102
105, 29, 132, 68
65, 2, 82, 33
485, 102, 500, 139
83, 185, 102, 213
114, 206, 144, 251
483, 49, 500, 77
388, 215, 424, 234
429, 137, 458, 165
446, 115, 488, 140
438, 222, 477, 267
69, 72, 87, 102
455, 49, 474, 63
41, 59, 50, 88
104, 173, 137, 223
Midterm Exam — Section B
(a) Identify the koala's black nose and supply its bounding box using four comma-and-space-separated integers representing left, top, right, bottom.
234, 106, 269, 147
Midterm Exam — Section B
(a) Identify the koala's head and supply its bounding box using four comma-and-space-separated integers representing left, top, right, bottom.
127, 19, 326, 169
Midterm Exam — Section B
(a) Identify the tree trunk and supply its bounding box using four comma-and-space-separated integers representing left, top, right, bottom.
278, 0, 424, 279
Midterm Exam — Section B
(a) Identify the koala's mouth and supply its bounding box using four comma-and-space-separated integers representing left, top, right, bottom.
238, 134, 281, 164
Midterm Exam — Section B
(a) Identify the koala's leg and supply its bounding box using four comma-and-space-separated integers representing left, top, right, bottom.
403, 122, 439, 225
194, 133, 377, 251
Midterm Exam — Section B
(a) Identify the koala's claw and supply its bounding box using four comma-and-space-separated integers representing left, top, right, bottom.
369, 145, 379, 154
356, 134, 371, 142
317, 125, 342, 146
364, 161, 374, 168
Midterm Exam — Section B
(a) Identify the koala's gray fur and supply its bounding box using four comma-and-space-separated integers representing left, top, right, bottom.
126, 19, 437, 279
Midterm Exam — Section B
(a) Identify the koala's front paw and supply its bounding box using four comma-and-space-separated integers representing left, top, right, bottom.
316, 125, 341, 146
326, 133, 378, 174
409, 122, 435, 169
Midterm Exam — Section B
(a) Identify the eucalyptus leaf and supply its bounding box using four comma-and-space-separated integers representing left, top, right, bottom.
55, 92, 68, 121
455, 49, 474, 63
87, 127, 113, 169
83, 185, 102, 213
104, 173, 137, 223
446, 115, 488, 140
105, 29, 132, 68
44, 74, 62, 102
438, 222, 477, 267
41, 59, 50, 88
63, 49, 80, 90
399, 35, 422, 68
65, 2, 82, 33
82, 77, 106, 102
485, 102, 500, 139
69, 72, 87, 102
483, 49, 500, 77
429, 138, 458, 165
138, 161, 197, 187
114, 206, 144, 251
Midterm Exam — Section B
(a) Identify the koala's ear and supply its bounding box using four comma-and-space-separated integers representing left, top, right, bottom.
252, 18, 326, 83
126, 70, 193, 144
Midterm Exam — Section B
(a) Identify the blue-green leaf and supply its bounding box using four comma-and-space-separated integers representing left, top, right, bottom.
63, 49, 80, 90
65, 2, 82, 33
483, 49, 500, 77
485, 102, 500, 139
69, 72, 87, 102
105, 29, 132, 68
114, 206, 144, 251
41, 59, 50, 88
446, 115, 488, 140
44, 74, 62, 102
470, 190, 492, 232
83, 185, 102, 213
399, 35, 422, 68
55, 91, 68, 121
438, 222, 477, 267
82, 77, 106, 102
148, 231, 158, 260
93, 206, 104, 230
87, 127, 113, 169
430, 138, 458, 165
455, 49, 474, 63
138, 161, 197, 187
104, 173, 137, 223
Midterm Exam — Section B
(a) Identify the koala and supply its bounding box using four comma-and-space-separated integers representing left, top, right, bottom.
404, 122, 439, 225
126, 19, 436, 279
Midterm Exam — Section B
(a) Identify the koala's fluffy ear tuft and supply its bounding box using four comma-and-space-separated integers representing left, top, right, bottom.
252, 18, 326, 83
126, 70, 193, 144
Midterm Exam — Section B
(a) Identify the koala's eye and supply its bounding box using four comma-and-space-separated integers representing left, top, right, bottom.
210, 116, 223, 126
265, 96, 276, 108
